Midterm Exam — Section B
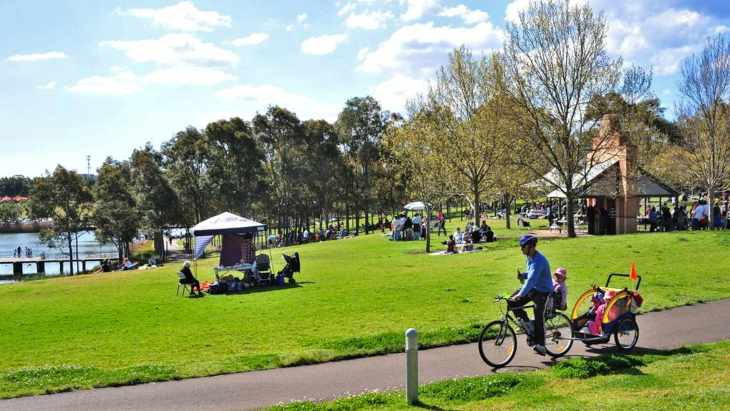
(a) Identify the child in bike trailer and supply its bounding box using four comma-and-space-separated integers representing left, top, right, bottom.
508, 235, 553, 356
586, 289, 619, 334
547, 267, 568, 312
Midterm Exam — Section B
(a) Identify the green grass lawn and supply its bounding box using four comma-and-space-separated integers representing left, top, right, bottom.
0, 229, 728, 398
265, 340, 730, 410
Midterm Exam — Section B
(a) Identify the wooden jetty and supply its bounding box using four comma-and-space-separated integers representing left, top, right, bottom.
0, 255, 116, 280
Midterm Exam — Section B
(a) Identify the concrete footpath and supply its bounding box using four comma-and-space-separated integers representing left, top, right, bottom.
2, 299, 729, 411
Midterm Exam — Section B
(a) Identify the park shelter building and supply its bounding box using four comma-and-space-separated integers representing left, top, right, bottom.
540, 115, 678, 235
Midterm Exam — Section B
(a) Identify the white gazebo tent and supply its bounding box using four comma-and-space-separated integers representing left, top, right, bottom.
190, 212, 267, 274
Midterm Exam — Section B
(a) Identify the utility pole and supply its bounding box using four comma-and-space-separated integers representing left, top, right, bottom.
86, 155, 91, 179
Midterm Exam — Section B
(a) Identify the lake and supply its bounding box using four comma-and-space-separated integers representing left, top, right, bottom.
0, 231, 117, 280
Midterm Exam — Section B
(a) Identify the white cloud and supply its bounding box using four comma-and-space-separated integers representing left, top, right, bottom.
297, 13, 308, 22
231, 33, 269, 46
338, 3, 356, 16
345, 10, 394, 30
286, 24, 294, 32
301, 34, 348, 55
371, 74, 429, 113
116, 1, 231, 32
358, 22, 504, 76
37, 81, 56, 90
357, 47, 370, 60
143, 65, 237, 86
439, 5, 488, 24
504, 0, 533, 24
216, 84, 341, 121
66, 70, 142, 95
400, 0, 441, 22
503, 0, 726, 76
7, 51, 68, 62
67, 63, 237, 95
100, 33, 238, 67
596, 3, 726, 75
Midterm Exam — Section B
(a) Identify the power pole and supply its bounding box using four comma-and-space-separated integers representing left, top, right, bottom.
86, 155, 91, 179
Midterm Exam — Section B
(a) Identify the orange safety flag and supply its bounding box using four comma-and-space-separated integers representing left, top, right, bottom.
630, 260, 638, 281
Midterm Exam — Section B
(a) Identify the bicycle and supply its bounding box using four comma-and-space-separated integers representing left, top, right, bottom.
478, 293, 574, 368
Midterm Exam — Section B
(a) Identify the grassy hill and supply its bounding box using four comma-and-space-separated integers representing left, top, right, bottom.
0, 228, 728, 398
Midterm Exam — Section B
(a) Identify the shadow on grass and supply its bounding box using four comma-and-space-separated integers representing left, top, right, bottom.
216, 282, 308, 296
413, 402, 453, 411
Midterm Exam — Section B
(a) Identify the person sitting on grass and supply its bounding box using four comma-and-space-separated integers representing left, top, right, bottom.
94, 259, 112, 273
121, 258, 137, 270
454, 227, 464, 244
181, 261, 203, 297
442, 235, 457, 254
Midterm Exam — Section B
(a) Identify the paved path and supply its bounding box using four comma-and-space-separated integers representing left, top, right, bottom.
2, 299, 729, 411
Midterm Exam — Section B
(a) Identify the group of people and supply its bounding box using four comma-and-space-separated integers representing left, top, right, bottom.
442, 221, 496, 253
12, 246, 32, 258
644, 199, 729, 232
390, 213, 426, 241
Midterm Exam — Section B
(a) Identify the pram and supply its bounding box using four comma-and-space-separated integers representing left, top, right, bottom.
278, 252, 300, 284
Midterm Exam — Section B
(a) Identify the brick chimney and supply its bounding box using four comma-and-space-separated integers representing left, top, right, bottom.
592, 114, 638, 234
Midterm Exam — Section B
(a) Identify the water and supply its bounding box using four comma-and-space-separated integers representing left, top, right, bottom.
0, 231, 117, 280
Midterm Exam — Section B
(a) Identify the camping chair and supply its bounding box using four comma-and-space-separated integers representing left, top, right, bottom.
176, 271, 195, 296
252, 254, 275, 285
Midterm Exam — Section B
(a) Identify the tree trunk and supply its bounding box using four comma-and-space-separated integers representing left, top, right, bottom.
505, 194, 512, 229
67, 232, 74, 276
425, 210, 432, 253
566, 191, 577, 238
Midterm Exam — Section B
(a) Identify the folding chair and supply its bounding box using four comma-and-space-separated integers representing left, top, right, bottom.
176, 272, 194, 296
252, 254, 275, 285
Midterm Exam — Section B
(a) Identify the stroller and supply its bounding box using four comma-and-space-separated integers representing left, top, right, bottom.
278, 252, 300, 284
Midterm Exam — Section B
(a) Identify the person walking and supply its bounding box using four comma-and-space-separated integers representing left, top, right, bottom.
508, 235, 553, 356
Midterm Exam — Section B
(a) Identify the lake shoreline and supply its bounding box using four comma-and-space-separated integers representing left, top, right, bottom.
0, 221, 51, 234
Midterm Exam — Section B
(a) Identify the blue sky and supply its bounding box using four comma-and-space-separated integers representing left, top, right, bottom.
2, 0, 729, 178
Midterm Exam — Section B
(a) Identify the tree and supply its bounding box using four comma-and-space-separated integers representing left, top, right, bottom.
131, 144, 183, 256
253, 106, 305, 235
205, 117, 264, 217
676, 34, 730, 228
384, 103, 450, 252
336, 96, 389, 234
162, 127, 211, 225
28, 166, 93, 275
503, 0, 622, 237
0, 202, 23, 222
92, 158, 139, 262
0, 175, 33, 197
425, 47, 512, 226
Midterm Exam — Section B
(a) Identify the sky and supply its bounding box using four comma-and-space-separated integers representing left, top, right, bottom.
2, 0, 730, 178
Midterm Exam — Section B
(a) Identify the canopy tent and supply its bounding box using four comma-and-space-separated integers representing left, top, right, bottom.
191, 212, 267, 267
404, 201, 431, 211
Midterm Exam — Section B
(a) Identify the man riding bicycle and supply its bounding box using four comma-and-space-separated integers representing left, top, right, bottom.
509, 235, 553, 355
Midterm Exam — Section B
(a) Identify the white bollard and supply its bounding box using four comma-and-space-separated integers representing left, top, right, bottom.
405, 328, 418, 404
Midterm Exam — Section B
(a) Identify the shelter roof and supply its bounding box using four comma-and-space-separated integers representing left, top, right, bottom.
540, 161, 678, 199
191, 212, 267, 236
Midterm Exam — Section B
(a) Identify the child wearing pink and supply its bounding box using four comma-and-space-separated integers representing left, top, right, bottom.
547, 267, 568, 311
588, 289, 619, 334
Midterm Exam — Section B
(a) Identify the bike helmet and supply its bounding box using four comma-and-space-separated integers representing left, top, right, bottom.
518, 235, 538, 247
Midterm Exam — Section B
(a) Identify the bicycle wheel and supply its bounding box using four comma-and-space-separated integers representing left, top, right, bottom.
544, 313, 574, 357
614, 318, 639, 350
478, 321, 517, 368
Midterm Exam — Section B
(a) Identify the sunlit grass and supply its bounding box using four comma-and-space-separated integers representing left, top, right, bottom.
0, 229, 727, 398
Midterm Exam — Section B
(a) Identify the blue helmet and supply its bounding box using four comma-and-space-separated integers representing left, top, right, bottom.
519, 235, 538, 247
